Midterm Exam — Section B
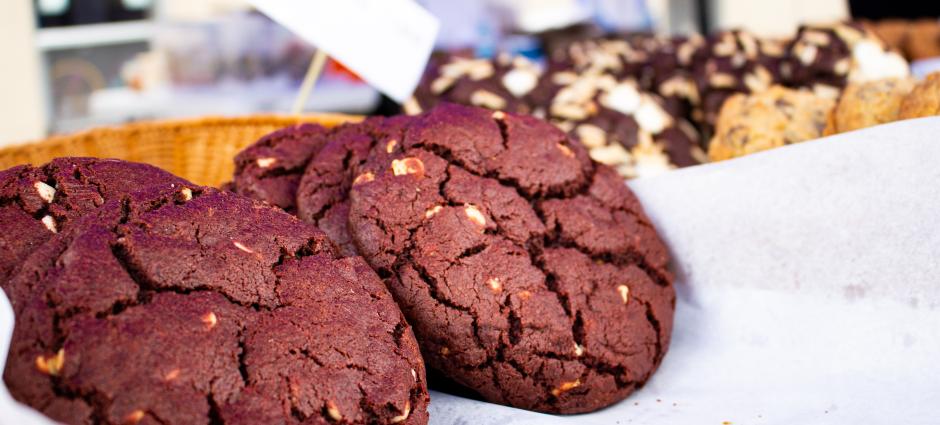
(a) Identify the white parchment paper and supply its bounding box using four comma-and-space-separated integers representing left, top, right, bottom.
3, 118, 940, 425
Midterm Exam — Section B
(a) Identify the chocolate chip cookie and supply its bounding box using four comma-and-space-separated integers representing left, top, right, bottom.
345, 104, 675, 413
229, 123, 332, 212
3, 187, 429, 425
0, 158, 191, 288
898, 71, 940, 120
709, 86, 835, 161
824, 77, 915, 135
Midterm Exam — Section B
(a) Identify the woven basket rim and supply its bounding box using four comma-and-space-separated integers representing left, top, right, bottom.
0, 113, 360, 153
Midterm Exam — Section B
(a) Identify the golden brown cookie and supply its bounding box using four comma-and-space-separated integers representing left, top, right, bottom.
708, 86, 834, 161
898, 72, 940, 120
824, 77, 915, 135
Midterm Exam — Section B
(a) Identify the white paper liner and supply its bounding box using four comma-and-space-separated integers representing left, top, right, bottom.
2, 117, 939, 424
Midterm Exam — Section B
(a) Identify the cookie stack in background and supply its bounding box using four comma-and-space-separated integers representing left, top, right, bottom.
407, 21, 933, 165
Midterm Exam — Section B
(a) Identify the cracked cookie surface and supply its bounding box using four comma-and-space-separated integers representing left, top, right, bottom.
0, 158, 191, 288
330, 104, 674, 413
229, 123, 331, 213
3, 185, 428, 425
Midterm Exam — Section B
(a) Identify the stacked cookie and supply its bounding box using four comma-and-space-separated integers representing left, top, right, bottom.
825, 71, 940, 136
408, 22, 911, 165
1, 159, 429, 424
230, 103, 677, 414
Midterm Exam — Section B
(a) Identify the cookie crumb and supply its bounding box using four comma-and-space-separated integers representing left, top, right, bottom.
34, 181, 56, 203
34, 349, 65, 376
256, 157, 277, 168
440, 347, 450, 356
41, 215, 57, 233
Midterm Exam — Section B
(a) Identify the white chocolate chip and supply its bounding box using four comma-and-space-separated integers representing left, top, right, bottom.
634, 98, 672, 134
34, 181, 55, 203
386, 139, 398, 154
802, 30, 831, 46
202, 312, 218, 329
125, 410, 145, 425
180, 187, 193, 201
34, 349, 65, 376
41, 215, 57, 233
353, 172, 375, 185
631, 133, 675, 178
573, 343, 584, 357
709, 73, 737, 89
588, 143, 631, 166
492, 110, 506, 120
849, 40, 910, 82
411, 368, 417, 381
601, 83, 641, 115
556, 143, 575, 158
617, 285, 630, 304
391, 158, 425, 177
164, 369, 181, 381
424, 205, 443, 219
256, 157, 277, 168
576, 124, 607, 149
487, 278, 502, 293
326, 401, 342, 421
551, 379, 581, 397
390, 401, 411, 423
233, 241, 253, 254
470, 89, 507, 110
502, 68, 539, 97
402, 98, 422, 115
464, 204, 486, 228
797, 43, 818, 65
430, 76, 456, 94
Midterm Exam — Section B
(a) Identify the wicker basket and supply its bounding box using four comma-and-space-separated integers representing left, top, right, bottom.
0, 114, 359, 187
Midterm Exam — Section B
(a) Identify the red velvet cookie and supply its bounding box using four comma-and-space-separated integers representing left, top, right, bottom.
3, 186, 428, 425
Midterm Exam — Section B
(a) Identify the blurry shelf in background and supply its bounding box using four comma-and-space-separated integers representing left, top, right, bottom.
49, 78, 379, 134
36, 21, 154, 51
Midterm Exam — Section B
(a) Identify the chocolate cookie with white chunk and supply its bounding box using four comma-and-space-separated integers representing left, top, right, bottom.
3, 187, 429, 425
229, 123, 332, 212
0, 158, 191, 288
407, 53, 541, 115
347, 104, 675, 413
535, 70, 704, 179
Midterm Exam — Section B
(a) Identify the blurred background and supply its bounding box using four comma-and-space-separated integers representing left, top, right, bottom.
0, 0, 937, 146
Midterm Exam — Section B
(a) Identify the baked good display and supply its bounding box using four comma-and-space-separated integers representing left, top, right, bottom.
2, 183, 429, 425
229, 123, 331, 213
535, 71, 704, 178
407, 53, 541, 116
782, 22, 908, 97
898, 72, 940, 120
824, 77, 915, 135
0, 158, 191, 287
343, 104, 675, 413
709, 86, 835, 161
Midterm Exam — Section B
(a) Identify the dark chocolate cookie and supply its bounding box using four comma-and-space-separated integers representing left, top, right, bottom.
0, 158, 191, 288
3, 187, 428, 425
229, 123, 331, 212
345, 104, 675, 413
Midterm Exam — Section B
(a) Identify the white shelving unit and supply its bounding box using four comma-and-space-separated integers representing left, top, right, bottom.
36, 20, 155, 51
